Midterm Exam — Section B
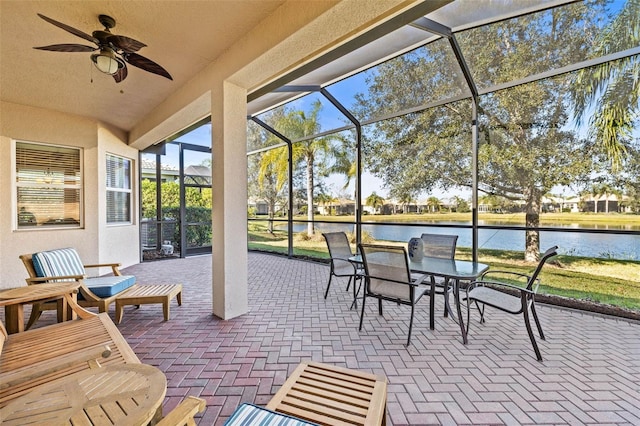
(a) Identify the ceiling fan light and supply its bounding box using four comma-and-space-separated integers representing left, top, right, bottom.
91, 48, 124, 75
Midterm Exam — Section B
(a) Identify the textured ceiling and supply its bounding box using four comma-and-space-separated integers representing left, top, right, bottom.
0, 0, 285, 131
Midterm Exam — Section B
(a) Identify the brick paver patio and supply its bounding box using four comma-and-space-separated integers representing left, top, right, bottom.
22, 252, 640, 425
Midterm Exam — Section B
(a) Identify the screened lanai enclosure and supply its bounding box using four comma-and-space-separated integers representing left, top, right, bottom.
140, 119, 213, 260
161, 0, 639, 313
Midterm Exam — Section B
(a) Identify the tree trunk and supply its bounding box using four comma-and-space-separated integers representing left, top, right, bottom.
525, 193, 541, 262
267, 202, 275, 233
306, 156, 314, 236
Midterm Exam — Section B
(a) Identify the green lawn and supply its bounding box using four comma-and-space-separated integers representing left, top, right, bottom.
248, 220, 640, 311
309, 212, 640, 227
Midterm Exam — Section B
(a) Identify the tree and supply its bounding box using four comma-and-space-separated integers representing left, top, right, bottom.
617, 142, 640, 212
452, 196, 470, 213
251, 101, 339, 236
283, 101, 337, 236
257, 148, 288, 232
355, 3, 608, 261
396, 192, 416, 214
247, 112, 290, 232
141, 179, 157, 219
572, 0, 640, 171
315, 192, 336, 215
426, 196, 441, 213
365, 192, 385, 214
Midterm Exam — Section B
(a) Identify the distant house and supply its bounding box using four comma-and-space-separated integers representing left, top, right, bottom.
141, 159, 179, 182
247, 197, 286, 216
581, 194, 629, 213
542, 194, 632, 213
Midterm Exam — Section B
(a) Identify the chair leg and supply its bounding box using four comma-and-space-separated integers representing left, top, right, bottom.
531, 301, 545, 340
359, 293, 367, 331
476, 301, 485, 323
324, 274, 333, 299
350, 275, 362, 310
522, 296, 543, 361
378, 298, 383, 316
442, 278, 449, 317
406, 303, 415, 346
25, 304, 43, 330
346, 275, 352, 292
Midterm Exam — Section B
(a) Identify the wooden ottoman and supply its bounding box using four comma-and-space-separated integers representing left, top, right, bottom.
267, 361, 387, 425
115, 284, 182, 324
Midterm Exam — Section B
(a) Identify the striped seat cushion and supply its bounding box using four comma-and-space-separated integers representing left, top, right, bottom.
32, 248, 85, 278
224, 403, 318, 426
32, 248, 136, 298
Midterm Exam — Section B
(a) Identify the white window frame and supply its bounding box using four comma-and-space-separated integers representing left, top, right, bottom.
106, 153, 133, 225
14, 140, 83, 230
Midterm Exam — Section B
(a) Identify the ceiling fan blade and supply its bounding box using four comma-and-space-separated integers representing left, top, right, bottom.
37, 13, 98, 45
113, 64, 128, 83
34, 44, 96, 52
124, 52, 172, 80
107, 34, 146, 52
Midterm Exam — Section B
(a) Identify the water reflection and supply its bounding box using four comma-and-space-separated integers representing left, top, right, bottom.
284, 221, 640, 260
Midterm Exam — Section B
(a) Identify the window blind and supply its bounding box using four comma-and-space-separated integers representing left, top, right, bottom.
16, 141, 82, 228
106, 154, 132, 224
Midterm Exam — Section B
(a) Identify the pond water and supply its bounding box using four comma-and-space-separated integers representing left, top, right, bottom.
283, 221, 640, 261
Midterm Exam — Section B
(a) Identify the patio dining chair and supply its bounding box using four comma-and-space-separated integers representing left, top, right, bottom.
322, 232, 362, 301
465, 245, 558, 361
358, 243, 433, 346
419, 233, 458, 317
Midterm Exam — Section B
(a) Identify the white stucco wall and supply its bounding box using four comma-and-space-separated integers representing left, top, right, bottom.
0, 101, 139, 289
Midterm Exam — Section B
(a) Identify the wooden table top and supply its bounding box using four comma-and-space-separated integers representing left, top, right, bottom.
0, 364, 167, 426
266, 361, 388, 426
0, 283, 80, 306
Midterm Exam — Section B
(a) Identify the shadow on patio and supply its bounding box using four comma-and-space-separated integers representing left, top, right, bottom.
35, 252, 640, 425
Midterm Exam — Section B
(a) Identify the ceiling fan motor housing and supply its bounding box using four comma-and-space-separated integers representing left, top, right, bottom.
98, 14, 116, 30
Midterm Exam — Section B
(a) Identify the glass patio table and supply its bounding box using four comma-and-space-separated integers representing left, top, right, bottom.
349, 254, 489, 344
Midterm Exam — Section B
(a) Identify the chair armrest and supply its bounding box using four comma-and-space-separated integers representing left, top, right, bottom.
156, 396, 206, 426
0, 345, 111, 390
84, 263, 122, 276
468, 280, 536, 296
480, 270, 531, 281
333, 258, 358, 271
26, 274, 84, 284
412, 273, 432, 287
366, 274, 421, 287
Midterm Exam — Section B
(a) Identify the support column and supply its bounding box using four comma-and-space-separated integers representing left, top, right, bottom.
211, 81, 248, 319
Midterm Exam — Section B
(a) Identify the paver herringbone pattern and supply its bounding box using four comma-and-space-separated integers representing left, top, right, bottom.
22, 253, 640, 425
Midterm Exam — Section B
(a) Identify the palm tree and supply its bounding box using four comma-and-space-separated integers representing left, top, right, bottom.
315, 193, 335, 215
365, 192, 385, 214
282, 100, 337, 236
426, 196, 441, 213
397, 193, 416, 214
257, 147, 288, 232
572, 0, 640, 171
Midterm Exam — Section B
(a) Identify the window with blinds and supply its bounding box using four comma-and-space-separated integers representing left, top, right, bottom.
106, 154, 132, 224
16, 141, 83, 229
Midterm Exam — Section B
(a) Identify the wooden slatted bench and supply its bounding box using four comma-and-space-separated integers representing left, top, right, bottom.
0, 286, 205, 425
115, 283, 183, 324
0, 295, 140, 409
266, 362, 388, 426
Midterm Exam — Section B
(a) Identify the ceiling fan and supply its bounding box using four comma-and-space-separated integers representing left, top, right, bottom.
33, 13, 172, 83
